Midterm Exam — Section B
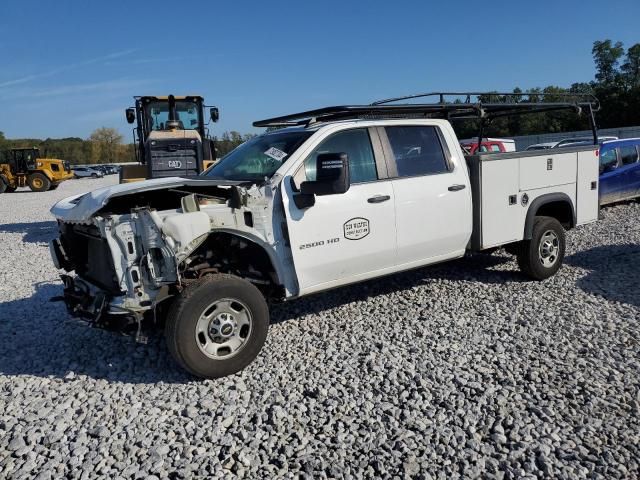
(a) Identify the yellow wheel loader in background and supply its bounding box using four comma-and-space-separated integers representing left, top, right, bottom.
0, 147, 73, 193
120, 95, 219, 183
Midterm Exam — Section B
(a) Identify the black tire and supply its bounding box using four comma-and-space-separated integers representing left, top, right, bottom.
517, 216, 566, 280
91, 173, 98, 178
27, 172, 51, 192
0, 179, 6, 194
165, 274, 269, 379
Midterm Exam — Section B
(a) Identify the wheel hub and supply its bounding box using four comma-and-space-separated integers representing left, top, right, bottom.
195, 298, 253, 359
208, 312, 237, 342
538, 230, 559, 267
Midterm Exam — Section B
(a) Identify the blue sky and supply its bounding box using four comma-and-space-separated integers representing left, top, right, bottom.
1, 0, 639, 139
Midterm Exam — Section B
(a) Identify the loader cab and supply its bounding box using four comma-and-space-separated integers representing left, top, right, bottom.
9, 147, 40, 173
121, 95, 219, 183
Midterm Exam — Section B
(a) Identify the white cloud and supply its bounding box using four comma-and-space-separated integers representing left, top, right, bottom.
0, 49, 139, 89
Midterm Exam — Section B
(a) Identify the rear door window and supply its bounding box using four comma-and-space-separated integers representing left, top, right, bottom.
619, 145, 639, 165
385, 126, 450, 177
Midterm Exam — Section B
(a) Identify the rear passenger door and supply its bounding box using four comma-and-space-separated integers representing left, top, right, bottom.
381, 125, 472, 266
618, 145, 640, 198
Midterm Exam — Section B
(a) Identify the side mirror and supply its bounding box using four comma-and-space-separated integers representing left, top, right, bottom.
125, 108, 136, 124
300, 153, 350, 196
210, 107, 219, 123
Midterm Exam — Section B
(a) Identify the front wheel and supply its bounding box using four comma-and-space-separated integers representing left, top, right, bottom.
27, 172, 51, 192
165, 274, 269, 379
517, 216, 566, 280
91, 173, 98, 178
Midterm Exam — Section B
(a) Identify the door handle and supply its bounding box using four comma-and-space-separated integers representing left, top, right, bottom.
367, 195, 391, 203
448, 184, 466, 191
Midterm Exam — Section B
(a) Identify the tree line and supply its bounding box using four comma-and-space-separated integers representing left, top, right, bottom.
0, 127, 254, 164
452, 39, 640, 138
0, 128, 134, 165
1, 38, 639, 162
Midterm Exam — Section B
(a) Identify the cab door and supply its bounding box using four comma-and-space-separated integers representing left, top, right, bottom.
282, 127, 397, 294
382, 124, 472, 266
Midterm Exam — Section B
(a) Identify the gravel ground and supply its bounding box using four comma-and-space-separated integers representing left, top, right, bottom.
0, 177, 639, 479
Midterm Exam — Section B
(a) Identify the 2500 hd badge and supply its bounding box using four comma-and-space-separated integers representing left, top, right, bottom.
299, 237, 340, 250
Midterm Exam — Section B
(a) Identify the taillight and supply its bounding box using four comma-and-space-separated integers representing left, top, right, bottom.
595, 149, 599, 156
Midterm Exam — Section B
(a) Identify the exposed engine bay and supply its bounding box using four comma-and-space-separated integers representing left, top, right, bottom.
49, 177, 291, 338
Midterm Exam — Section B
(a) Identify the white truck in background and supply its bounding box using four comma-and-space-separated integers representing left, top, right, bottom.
49, 92, 601, 379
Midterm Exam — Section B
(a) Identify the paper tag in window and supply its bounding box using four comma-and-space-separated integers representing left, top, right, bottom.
264, 147, 288, 161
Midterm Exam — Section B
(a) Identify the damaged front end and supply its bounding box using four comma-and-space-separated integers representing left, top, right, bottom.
50, 207, 181, 336
48, 177, 250, 335
48, 175, 289, 344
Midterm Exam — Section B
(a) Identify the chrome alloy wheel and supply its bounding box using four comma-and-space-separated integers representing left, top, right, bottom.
538, 230, 560, 268
195, 299, 252, 359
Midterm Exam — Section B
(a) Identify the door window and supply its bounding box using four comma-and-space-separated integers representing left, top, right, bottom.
599, 149, 618, 173
385, 126, 450, 177
490, 144, 502, 152
302, 129, 377, 184
619, 145, 639, 165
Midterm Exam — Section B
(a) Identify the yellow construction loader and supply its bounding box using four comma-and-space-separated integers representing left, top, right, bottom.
0, 147, 73, 193
120, 95, 219, 183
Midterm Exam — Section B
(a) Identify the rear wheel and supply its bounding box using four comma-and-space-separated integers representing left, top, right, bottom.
165, 274, 269, 379
517, 216, 566, 280
0, 179, 6, 194
27, 172, 51, 192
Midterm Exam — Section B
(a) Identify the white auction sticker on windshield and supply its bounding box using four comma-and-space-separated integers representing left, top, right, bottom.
264, 147, 288, 161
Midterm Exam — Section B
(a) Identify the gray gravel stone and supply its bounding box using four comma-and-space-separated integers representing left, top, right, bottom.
1, 177, 639, 479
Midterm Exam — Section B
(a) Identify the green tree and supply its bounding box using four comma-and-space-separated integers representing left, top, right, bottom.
89, 127, 124, 164
592, 40, 625, 85
622, 43, 640, 87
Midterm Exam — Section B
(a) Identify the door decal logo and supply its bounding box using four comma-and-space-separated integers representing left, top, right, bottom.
343, 217, 370, 240
168, 160, 183, 169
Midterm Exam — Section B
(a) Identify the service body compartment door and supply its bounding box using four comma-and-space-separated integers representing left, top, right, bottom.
480, 158, 522, 248
576, 148, 599, 224
519, 152, 577, 190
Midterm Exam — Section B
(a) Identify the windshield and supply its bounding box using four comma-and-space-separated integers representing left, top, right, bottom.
145, 100, 201, 131
203, 130, 313, 182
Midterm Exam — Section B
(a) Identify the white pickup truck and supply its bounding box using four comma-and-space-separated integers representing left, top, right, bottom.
49, 93, 601, 378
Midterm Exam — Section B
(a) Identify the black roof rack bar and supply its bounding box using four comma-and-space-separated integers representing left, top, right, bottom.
253, 102, 595, 128
253, 91, 599, 127
371, 91, 600, 109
